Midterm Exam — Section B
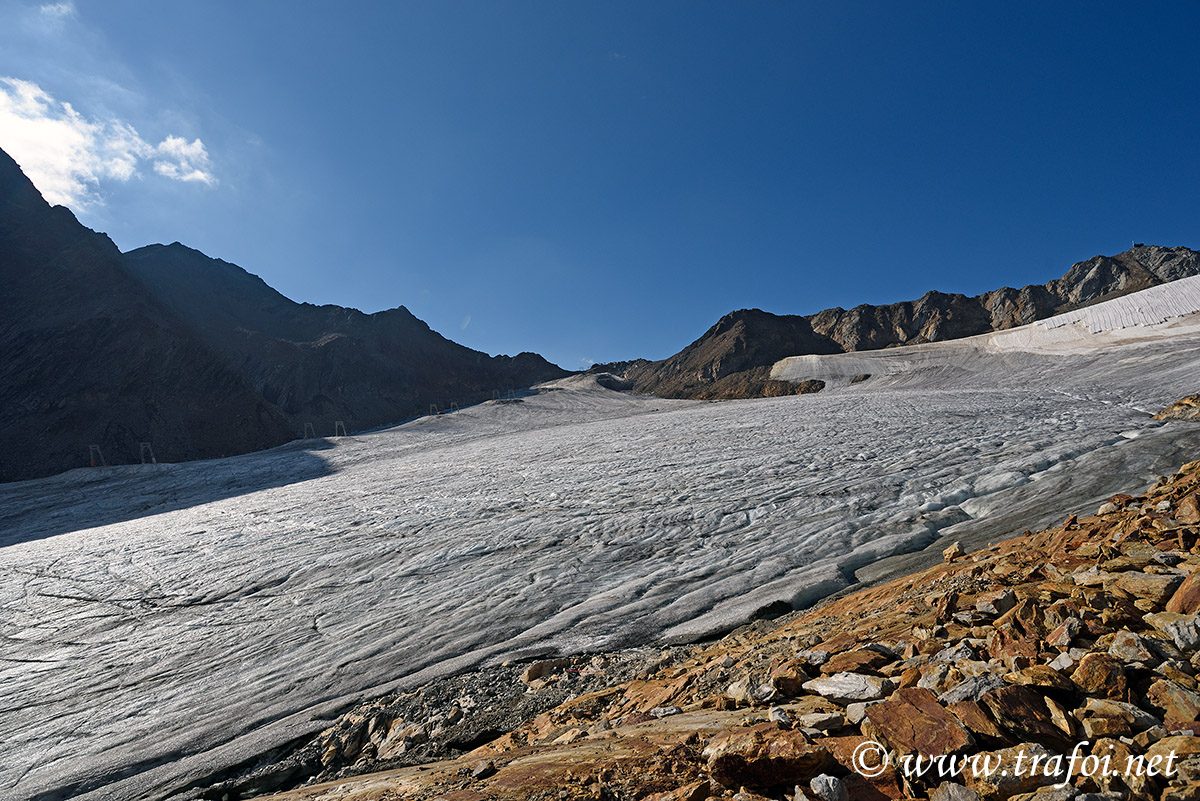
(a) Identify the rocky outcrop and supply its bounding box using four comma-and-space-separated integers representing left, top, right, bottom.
0, 147, 566, 481
1157, 395, 1200, 422
243, 458, 1200, 801
604, 246, 1200, 400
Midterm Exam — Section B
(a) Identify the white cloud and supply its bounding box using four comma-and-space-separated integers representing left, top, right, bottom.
0, 77, 216, 207
153, 135, 215, 185
39, 2, 76, 19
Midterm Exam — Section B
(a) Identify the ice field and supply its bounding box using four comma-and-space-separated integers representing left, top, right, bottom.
4, 284, 1200, 800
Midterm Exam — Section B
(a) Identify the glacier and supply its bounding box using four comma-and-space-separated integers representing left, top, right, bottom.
3, 284, 1200, 800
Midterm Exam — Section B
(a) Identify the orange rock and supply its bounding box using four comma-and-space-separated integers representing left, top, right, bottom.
1004, 665, 1075, 692
842, 771, 905, 801
1111, 571, 1184, 606
946, 700, 1011, 747
769, 659, 810, 696
641, 780, 710, 801
1146, 678, 1200, 726
896, 667, 921, 689
980, 685, 1072, 750
702, 723, 831, 789
820, 648, 891, 676
820, 736, 905, 800
1168, 571, 1200, 615
985, 626, 1038, 663
862, 687, 973, 756
961, 743, 1059, 801
1179, 494, 1200, 525
1070, 653, 1127, 700
1162, 782, 1200, 801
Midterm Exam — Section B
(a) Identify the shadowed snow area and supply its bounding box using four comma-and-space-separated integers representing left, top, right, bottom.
5, 284, 1200, 800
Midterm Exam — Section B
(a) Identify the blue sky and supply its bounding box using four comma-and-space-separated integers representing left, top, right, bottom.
1, 2, 1198, 369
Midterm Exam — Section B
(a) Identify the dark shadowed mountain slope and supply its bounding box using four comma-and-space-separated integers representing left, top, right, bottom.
607, 245, 1200, 399
0, 148, 565, 482
0, 148, 295, 482
122, 243, 567, 435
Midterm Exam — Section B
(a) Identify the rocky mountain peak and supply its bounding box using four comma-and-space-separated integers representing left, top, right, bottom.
0, 146, 566, 481
603, 245, 1200, 400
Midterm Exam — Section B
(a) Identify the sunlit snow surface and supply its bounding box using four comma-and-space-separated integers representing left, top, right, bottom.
5, 294, 1200, 800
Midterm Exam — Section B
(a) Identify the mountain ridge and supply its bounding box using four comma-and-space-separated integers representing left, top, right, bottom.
599, 244, 1200, 399
0, 147, 566, 482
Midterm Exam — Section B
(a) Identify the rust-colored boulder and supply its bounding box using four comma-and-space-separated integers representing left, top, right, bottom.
897, 666, 921, 689
1147, 734, 1200, 765
1111, 571, 1184, 606
862, 687, 974, 756
1046, 617, 1080, 650
842, 772, 905, 801
961, 743, 1059, 801
986, 627, 1039, 663
1178, 493, 1200, 524
947, 700, 1012, 747
1162, 783, 1200, 801
1080, 715, 1131, 738
520, 658, 570, 685
821, 648, 892, 676
703, 723, 831, 789
1107, 629, 1155, 663
642, 780, 711, 801
1147, 678, 1200, 726
1168, 572, 1200, 615
1004, 665, 1075, 692
934, 591, 959, 624
981, 685, 1072, 749
1043, 695, 1076, 737
821, 736, 906, 800
770, 659, 810, 696
974, 589, 1016, 617
1070, 653, 1127, 699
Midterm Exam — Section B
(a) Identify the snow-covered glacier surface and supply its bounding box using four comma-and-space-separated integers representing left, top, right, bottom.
5, 301, 1200, 800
